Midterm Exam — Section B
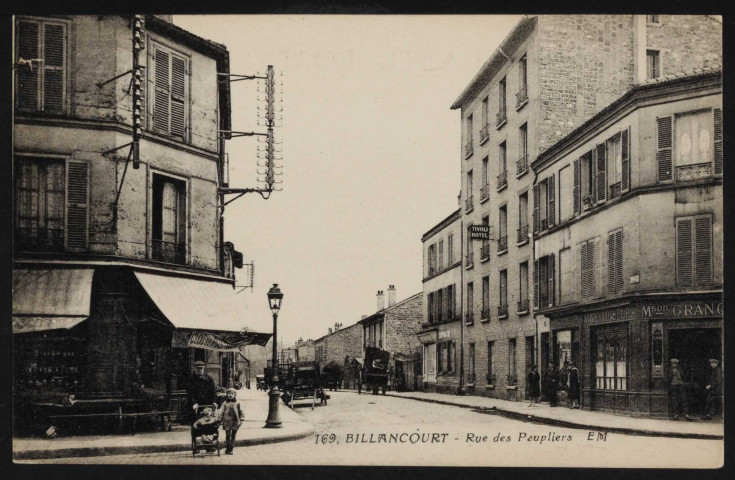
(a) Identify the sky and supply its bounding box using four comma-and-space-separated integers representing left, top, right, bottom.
174, 15, 522, 347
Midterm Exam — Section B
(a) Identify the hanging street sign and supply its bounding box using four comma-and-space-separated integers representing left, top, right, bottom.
469, 225, 492, 240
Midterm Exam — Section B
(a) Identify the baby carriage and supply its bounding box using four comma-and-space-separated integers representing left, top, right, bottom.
191, 404, 221, 457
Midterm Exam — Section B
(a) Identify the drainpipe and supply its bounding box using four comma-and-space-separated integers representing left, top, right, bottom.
531, 169, 540, 393
458, 197, 465, 395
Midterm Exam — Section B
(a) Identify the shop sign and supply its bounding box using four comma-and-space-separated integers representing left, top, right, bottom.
438, 329, 451, 339
469, 225, 492, 240
641, 302, 723, 318
584, 306, 636, 324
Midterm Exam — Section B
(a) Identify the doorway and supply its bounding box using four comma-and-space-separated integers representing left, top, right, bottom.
668, 327, 721, 413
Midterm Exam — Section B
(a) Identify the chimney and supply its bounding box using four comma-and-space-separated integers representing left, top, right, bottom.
377, 290, 385, 311
388, 285, 396, 307
328, 327, 333, 335
334, 322, 341, 332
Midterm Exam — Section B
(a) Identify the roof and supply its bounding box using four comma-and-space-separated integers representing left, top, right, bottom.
450, 16, 537, 110
145, 15, 231, 136
360, 292, 423, 325
532, 67, 722, 172
422, 209, 461, 242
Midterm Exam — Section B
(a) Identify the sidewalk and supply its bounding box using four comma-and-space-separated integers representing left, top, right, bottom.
13, 388, 314, 460
382, 390, 723, 440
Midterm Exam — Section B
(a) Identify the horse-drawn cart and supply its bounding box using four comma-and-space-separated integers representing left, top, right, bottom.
357, 347, 390, 395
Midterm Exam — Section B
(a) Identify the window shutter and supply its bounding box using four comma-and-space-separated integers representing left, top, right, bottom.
615, 229, 623, 293
573, 158, 581, 215
170, 54, 187, 139
657, 116, 673, 181
713, 108, 722, 175
43, 23, 65, 114
694, 216, 712, 286
580, 242, 589, 298
533, 184, 540, 233
592, 238, 600, 297
65, 160, 89, 251
547, 174, 555, 227
153, 48, 170, 133
595, 143, 606, 202
676, 218, 693, 286
621, 127, 630, 191
533, 259, 539, 308
547, 253, 555, 307
17, 21, 39, 111
608, 232, 617, 294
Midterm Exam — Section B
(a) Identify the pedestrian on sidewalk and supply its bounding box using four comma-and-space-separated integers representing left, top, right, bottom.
568, 361, 580, 409
544, 363, 559, 407
189, 361, 216, 420
218, 388, 244, 455
665, 358, 689, 420
703, 358, 722, 420
527, 365, 541, 407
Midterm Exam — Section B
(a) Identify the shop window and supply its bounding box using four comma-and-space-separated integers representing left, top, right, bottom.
651, 322, 664, 378
15, 334, 85, 392
152, 174, 187, 264
595, 333, 628, 391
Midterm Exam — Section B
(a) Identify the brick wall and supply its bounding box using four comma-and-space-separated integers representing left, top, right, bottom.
384, 293, 423, 356
646, 16, 722, 77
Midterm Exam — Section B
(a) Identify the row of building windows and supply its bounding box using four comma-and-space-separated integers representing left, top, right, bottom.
15, 18, 192, 142
426, 284, 457, 324
426, 233, 455, 276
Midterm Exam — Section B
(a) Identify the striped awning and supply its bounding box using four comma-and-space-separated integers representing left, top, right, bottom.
12, 268, 94, 333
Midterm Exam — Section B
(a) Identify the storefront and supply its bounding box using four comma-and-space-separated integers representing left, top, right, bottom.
548, 294, 722, 418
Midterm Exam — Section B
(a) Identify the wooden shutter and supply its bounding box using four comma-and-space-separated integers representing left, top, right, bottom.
65, 160, 89, 251
615, 230, 623, 293
595, 143, 606, 202
592, 238, 600, 297
17, 21, 39, 111
547, 174, 555, 227
657, 116, 673, 181
621, 127, 630, 191
153, 48, 170, 133
533, 259, 539, 308
676, 218, 693, 286
533, 183, 540, 233
43, 23, 65, 113
573, 158, 581, 215
170, 53, 187, 139
547, 253, 555, 307
694, 216, 712, 286
580, 242, 589, 298
713, 108, 722, 175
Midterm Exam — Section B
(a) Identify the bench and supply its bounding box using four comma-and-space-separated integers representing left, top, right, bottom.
49, 409, 177, 434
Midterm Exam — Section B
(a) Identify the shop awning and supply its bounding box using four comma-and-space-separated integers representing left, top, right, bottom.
12, 269, 94, 333
134, 271, 272, 346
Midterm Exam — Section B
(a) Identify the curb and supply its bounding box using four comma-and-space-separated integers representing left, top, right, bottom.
13, 422, 315, 461
383, 393, 724, 440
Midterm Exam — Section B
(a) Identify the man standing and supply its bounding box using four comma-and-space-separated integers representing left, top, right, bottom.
704, 358, 722, 420
189, 360, 216, 412
666, 358, 689, 420
544, 362, 559, 407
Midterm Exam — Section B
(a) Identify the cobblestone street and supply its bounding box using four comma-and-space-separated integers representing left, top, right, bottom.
23, 391, 722, 467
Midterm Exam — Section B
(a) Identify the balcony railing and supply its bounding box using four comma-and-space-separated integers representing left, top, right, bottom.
497, 235, 508, 253
465, 195, 474, 213
465, 312, 475, 325
676, 162, 712, 181
464, 141, 474, 159
497, 304, 508, 318
516, 85, 528, 109
517, 299, 529, 313
14, 227, 65, 252
465, 251, 474, 269
480, 184, 490, 202
152, 239, 186, 264
496, 170, 507, 191
609, 182, 622, 199
481, 306, 490, 320
517, 224, 529, 245
516, 154, 528, 177
480, 243, 490, 261
496, 109, 507, 129
479, 124, 490, 145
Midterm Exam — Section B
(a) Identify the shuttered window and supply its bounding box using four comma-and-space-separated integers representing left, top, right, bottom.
595, 143, 607, 203
533, 255, 554, 308
607, 229, 624, 295
499, 269, 507, 308
714, 108, 723, 175
150, 42, 189, 140
657, 116, 673, 181
676, 215, 713, 287
621, 128, 630, 191
580, 238, 598, 299
15, 18, 67, 114
66, 160, 90, 251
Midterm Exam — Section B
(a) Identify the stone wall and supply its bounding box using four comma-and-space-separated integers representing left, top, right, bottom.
384, 293, 423, 356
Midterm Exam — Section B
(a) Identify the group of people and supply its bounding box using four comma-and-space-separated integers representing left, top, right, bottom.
189, 361, 244, 455
526, 361, 580, 409
667, 357, 722, 421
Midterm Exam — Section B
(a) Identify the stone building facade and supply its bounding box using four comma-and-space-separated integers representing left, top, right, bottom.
532, 69, 722, 418
314, 322, 363, 368
447, 14, 721, 403
419, 209, 463, 393
12, 16, 270, 424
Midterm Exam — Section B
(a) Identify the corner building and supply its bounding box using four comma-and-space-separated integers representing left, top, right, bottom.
532, 70, 722, 418
450, 15, 721, 402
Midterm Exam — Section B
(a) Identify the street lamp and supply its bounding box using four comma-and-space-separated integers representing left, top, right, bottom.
265, 283, 284, 428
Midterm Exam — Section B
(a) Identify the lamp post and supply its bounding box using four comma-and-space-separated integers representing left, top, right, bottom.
265, 283, 284, 428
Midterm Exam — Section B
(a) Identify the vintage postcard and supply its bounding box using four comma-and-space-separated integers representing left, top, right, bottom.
11, 14, 723, 468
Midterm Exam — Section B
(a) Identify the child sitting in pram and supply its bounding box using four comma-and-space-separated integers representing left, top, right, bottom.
191, 405, 221, 454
